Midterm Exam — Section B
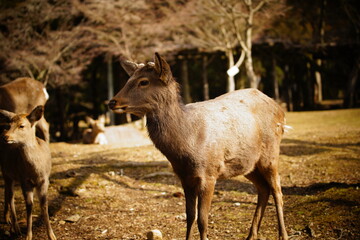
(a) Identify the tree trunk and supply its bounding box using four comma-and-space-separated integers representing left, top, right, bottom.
226, 50, 236, 92
245, 51, 258, 88
107, 57, 115, 125
313, 0, 326, 104
284, 65, 294, 111
91, 65, 99, 117
181, 58, 192, 103
55, 86, 67, 141
314, 58, 323, 104
202, 55, 210, 100
304, 61, 315, 109
344, 56, 360, 108
272, 54, 280, 101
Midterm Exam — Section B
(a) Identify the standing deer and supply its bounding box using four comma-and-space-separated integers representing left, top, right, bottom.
0, 106, 56, 240
82, 115, 108, 145
0, 77, 50, 142
108, 53, 288, 240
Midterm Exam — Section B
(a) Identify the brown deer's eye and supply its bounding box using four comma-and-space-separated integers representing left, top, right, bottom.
138, 79, 150, 87
19, 125, 25, 129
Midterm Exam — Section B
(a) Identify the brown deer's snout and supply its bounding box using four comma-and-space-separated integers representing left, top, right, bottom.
108, 99, 117, 110
108, 98, 128, 114
1, 134, 12, 144
1, 134, 8, 142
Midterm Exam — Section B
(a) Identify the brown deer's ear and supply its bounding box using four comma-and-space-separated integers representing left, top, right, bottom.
27, 105, 43, 125
154, 52, 172, 85
120, 57, 139, 76
85, 116, 95, 126
0, 109, 15, 123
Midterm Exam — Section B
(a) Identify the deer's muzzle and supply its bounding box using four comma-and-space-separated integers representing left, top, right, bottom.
108, 99, 128, 113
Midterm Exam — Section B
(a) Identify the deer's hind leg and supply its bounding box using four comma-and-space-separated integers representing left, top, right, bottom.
261, 165, 288, 240
245, 168, 271, 240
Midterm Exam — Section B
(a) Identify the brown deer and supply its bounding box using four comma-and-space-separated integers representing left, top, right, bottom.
82, 115, 108, 144
108, 53, 288, 240
0, 77, 50, 142
0, 106, 56, 240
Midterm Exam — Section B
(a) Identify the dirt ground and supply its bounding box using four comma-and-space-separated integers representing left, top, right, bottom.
0, 109, 359, 240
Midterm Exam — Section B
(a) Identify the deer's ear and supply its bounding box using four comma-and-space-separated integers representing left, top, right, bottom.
86, 116, 95, 125
98, 115, 106, 124
120, 58, 139, 76
27, 106, 43, 125
154, 52, 172, 85
0, 109, 14, 123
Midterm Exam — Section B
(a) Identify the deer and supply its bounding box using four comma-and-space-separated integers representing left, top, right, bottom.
108, 53, 288, 240
82, 115, 108, 144
0, 77, 50, 142
0, 106, 56, 240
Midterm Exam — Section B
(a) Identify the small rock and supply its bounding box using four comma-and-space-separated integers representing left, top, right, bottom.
175, 213, 187, 221
234, 202, 241, 206
147, 229, 162, 240
65, 214, 81, 223
59, 186, 79, 197
65, 170, 78, 178
173, 192, 184, 198
305, 224, 315, 237
59, 220, 66, 225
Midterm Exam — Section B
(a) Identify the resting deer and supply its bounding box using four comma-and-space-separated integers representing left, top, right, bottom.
0, 77, 50, 142
82, 115, 108, 144
108, 53, 288, 240
0, 106, 56, 240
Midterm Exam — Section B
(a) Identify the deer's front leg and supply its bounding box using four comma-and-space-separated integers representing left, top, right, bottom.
197, 178, 215, 240
183, 180, 198, 240
4, 176, 21, 235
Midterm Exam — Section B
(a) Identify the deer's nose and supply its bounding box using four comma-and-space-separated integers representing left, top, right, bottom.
108, 100, 117, 110
1, 135, 9, 143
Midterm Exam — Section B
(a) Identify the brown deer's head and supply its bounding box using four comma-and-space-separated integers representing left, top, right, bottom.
86, 115, 106, 133
0, 106, 44, 145
108, 53, 178, 117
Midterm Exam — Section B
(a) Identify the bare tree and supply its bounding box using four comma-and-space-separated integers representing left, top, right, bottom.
0, 0, 102, 86
0, 0, 173, 87
170, 0, 285, 91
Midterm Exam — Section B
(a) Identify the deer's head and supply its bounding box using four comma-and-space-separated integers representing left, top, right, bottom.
0, 106, 44, 145
108, 53, 177, 117
86, 115, 106, 133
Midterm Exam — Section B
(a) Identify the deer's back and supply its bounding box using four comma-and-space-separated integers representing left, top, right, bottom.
0, 78, 47, 113
185, 88, 285, 178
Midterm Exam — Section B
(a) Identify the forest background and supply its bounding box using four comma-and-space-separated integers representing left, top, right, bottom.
0, 0, 359, 141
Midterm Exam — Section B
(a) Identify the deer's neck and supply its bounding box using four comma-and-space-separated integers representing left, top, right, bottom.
146, 91, 194, 161
19, 138, 47, 161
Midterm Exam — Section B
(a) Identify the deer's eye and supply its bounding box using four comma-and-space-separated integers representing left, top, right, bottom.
19, 125, 25, 129
138, 79, 150, 87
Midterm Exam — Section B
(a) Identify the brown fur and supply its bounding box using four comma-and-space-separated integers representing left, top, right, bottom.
109, 53, 288, 240
0, 77, 50, 142
82, 115, 108, 144
0, 106, 56, 240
